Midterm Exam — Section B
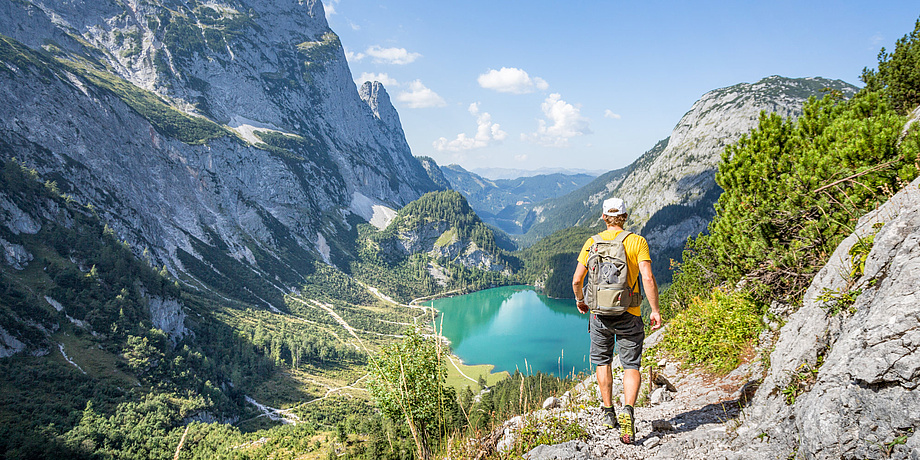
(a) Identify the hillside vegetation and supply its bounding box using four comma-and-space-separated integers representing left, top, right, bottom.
661, 20, 920, 372
353, 190, 520, 302
0, 157, 431, 459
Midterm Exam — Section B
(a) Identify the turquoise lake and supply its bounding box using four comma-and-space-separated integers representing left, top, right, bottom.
427, 285, 593, 377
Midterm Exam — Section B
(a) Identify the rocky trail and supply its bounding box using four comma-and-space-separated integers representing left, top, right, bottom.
487, 328, 758, 460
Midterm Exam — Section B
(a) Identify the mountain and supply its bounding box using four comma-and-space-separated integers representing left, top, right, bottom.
369, 190, 511, 274
416, 155, 452, 191
518, 76, 859, 283
471, 167, 606, 180
0, 0, 439, 310
439, 164, 595, 234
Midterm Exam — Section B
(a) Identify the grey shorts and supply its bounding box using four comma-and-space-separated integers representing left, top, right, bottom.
589, 313, 645, 370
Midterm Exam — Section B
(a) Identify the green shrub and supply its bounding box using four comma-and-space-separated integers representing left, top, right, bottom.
662, 289, 762, 374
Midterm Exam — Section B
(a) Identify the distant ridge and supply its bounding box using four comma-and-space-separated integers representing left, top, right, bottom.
471, 167, 606, 180
437, 163, 595, 234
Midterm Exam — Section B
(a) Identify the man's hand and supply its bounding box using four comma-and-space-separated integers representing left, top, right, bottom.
576, 300, 589, 314
649, 310, 662, 330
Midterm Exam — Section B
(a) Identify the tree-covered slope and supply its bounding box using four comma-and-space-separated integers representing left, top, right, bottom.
0, 153, 436, 458
654, 21, 920, 459
353, 190, 519, 301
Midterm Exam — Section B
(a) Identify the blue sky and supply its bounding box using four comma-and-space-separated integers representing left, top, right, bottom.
326, 1, 919, 174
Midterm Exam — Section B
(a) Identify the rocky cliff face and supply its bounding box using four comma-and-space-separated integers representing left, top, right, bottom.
367, 190, 508, 273
395, 223, 505, 272
0, 0, 438, 307
522, 77, 858, 279
722, 175, 920, 460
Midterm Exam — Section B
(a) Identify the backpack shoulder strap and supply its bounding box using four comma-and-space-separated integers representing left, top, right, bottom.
617, 231, 642, 292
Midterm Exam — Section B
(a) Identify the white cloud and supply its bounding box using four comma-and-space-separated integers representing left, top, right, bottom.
345, 47, 366, 62
523, 93, 592, 147
870, 33, 884, 46
324, 0, 338, 18
366, 45, 421, 65
514, 154, 528, 162
433, 103, 508, 151
478, 67, 549, 94
604, 109, 621, 119
357, 72, 399, 87
395, 80, 446, 108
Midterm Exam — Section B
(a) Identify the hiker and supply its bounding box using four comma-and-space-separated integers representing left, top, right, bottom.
572, 197, 662, 445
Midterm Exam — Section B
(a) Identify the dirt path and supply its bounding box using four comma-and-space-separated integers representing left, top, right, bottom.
243, 396, 301, 425
299, 374, 370, 406
287, 297, 365, 350
446, 354, 478, 384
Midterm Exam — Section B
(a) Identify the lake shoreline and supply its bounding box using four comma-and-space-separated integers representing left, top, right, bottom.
416, 285, 539, 389
409, 282, 535, 307
425, 285, 593, 379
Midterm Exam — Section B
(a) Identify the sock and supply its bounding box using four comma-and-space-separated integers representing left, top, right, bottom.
623, 405, 634, 416
602, 405, 615, 413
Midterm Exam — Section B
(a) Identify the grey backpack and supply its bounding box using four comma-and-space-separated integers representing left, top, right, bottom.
583, 231, 641, 315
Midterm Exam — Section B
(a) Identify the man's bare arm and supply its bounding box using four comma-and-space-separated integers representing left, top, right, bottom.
572, 264, 588, 314
638, 260, 662, 329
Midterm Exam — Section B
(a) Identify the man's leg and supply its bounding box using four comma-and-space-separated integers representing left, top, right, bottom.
622, 368, 641, 406
596, 364, 613, 406
590, 316, 619, 429
615, 315, 645, 444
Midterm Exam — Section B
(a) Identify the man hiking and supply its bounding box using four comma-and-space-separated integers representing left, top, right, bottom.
572, 197, 662, 444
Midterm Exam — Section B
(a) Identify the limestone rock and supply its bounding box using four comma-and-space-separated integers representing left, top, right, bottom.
521, 77, 859, 270
542, 396, 561, 410
653, 374, 677, 392
0, 0, 440, 311
524, 440, 590, 460
1, 236, 33, 270
730, 176, 920, 459
0, 325, 25, 358
651, 419, 674, 432
650, 387, 673, 405
0, 194, 41, 235
147, 297, 191, 343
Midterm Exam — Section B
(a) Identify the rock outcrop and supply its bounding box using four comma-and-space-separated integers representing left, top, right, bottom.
723, 175, 920, 460
387, 220, 505, 272
147, 296, 191, 343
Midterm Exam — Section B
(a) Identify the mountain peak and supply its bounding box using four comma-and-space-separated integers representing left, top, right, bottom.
359, 81, 404, 136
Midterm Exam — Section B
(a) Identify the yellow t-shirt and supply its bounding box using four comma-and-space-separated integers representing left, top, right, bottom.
577, 229, 651, 317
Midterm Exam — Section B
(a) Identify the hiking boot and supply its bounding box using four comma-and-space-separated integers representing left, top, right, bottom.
602, 407, 619, 429
617, 406, 635, 444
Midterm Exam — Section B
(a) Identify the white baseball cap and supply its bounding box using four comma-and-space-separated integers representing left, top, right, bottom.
602, 197, 627, 217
